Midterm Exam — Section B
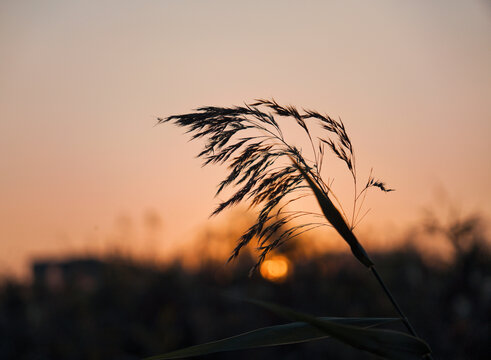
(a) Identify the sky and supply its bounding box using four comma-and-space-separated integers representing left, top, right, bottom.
1, 0, 490, 278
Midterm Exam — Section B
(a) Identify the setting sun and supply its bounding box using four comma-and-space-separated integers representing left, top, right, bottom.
260, 255, 291, 282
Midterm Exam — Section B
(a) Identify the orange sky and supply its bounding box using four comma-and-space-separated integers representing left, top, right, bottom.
1, 0, 490, 278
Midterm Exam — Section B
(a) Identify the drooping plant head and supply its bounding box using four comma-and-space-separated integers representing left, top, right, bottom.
158, 99, 392, 272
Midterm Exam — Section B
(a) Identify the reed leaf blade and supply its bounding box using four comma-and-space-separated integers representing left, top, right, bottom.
248, 299, 431, 360
144, 317, 399, 360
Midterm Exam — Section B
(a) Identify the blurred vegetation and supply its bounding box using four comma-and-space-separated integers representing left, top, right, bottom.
0, 212, 490, 360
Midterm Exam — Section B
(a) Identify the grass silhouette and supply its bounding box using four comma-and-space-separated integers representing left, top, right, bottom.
157, 99, 432, 359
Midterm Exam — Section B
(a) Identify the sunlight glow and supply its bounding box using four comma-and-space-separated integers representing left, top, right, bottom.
260, 255, 291, 282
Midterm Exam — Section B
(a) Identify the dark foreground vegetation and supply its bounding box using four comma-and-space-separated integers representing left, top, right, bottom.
1, 225, 490, 360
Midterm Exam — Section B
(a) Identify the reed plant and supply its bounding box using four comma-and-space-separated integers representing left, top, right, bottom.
151, 100, 432, 359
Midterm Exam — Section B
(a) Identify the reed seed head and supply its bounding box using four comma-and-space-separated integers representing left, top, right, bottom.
158, 99, 392, 272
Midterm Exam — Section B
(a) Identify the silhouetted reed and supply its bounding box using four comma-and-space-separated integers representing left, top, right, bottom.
159, 99, 391, 270
157, 99, 432, 359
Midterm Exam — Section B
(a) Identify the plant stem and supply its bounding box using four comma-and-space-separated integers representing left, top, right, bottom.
369, 266, 434, 360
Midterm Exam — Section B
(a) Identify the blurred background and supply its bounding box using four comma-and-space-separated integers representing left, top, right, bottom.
0, 0, 490, 359
1, 209, 490, 359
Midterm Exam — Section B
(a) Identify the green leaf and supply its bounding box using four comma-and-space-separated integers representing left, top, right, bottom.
248, 299, 431, 360
144, 317, 398, 360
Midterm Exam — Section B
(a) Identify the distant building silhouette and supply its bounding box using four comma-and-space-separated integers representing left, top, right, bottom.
32, 258, 105, 292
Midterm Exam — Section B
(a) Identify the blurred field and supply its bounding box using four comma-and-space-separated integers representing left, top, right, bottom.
0, 215, 490, 360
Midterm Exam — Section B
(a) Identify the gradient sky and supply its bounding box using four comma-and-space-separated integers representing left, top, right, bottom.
1, 0, 490, 277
